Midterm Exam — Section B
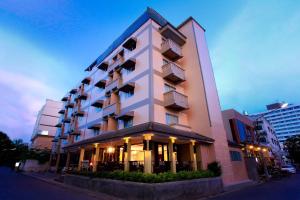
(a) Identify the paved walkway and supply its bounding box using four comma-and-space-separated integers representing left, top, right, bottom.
0, 167, 119, 200
207, 172, 300, 200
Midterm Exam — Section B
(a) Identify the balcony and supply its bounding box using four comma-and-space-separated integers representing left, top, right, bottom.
78, 91, 88, 100
162, 62, 185, 84
55, 122, 62, 127
59, 135, 68, 140
91, 100, 104, 108
102, 102, 120, 117
65, 102, 74, 108
95, 79, 106, 89
98, 61, 109, 71
88, 123, 102, 130
164, 91, 188, 111
161, 39, 183, 61
61, 96, 68, 101
105, 78, 122, 94
81, 77, 91, 85
122, 37, 137, 51
120, 58, 136, 71
107, 57, 124, 73
62, 117, 71, 123
58, 109, 65, 114
70, 129, 81, 136
69, 88, 77, 94
160, 24, 186, 46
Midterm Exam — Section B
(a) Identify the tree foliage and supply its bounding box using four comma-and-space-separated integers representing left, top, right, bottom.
284, 135, 300, 163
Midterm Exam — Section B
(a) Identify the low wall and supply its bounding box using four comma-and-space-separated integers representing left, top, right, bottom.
64, 174, 223, 200
20, 160, 49, 172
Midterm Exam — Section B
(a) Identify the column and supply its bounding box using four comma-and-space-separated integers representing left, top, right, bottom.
189, 140, 197, 171
65, 151, 71, 170
143, 134, 153, 174
124, 137, 131, 172
93, 144, 100, 172
169, 137, 176, 173
77, 147, 85, 171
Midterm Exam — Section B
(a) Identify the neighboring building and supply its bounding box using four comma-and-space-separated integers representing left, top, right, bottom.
250, 102, 300, 143
248, 115, 283, 166
222, 109, 270, 181
31, 99, 63, 150
51, 8, 247, 185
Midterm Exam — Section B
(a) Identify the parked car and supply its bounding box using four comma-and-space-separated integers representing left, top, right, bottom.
281, 165, 296, 174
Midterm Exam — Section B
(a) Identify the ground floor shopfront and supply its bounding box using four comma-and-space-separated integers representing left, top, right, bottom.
59, 122, 215, 174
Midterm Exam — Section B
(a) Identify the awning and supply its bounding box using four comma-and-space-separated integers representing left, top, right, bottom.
63, 122, 214, 150
122, 37, 137, 51
121, 58, 136, 71
81, 77, 91, 85
91, 100, 104, 108
116, 111, 134, 120
95, 79, 106, 88
98, 61, 109, 71
118, 82, 135, 93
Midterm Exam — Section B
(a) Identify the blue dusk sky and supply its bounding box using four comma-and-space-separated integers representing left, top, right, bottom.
0, 0, 299, 142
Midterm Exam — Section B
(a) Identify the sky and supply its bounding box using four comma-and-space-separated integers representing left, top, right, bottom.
0, 0, 299, 142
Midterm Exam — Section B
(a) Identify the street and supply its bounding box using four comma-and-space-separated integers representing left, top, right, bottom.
210, 172, 300, 200
0, 167, 115, 200
1, 167, 300, 200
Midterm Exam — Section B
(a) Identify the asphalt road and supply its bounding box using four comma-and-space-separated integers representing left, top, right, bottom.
210, 172, 300, 200
0, 167, 112, 200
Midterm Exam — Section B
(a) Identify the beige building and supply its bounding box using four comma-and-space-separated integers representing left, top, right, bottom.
31, 99, 63, 150
51, 8, 244, 186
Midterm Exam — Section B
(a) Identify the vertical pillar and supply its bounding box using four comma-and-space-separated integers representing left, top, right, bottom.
190, 140, 197, 171
93, 144, 100, 172
47, 153, 53, 171
169, 137, 176, 173
66, 152, 71, 170
78, 147, 85, 171
124, 137, 131, 172
143, 134, 153, 174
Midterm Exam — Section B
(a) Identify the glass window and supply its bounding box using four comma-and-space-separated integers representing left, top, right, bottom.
166, 113, 178, 125
118, 118, 133, 129
164, 84, 175, 93
236, 120, 246, 142
93, 129, 100, 136
230, 151, 242, 161
119, 91, 134, 101
130, 144, 144, 161
95, 107, 102, 113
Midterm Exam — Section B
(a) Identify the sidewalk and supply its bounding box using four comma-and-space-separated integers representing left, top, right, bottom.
22, 171, 121, 200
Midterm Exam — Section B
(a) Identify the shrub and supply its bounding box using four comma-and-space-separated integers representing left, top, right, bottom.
69, 169, 216, 183
207, 161, 222, 176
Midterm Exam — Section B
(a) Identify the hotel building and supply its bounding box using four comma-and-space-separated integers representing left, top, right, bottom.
250, 102, 300, 143
31, 99, 62, 150
51, 8, 243, 185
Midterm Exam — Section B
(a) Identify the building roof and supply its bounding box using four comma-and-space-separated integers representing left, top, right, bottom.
85, 7, 184, 71
63, 122, 214, 149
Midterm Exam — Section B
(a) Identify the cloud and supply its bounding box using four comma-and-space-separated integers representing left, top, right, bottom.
211, 1, 300, 113
0, 28, 71, 142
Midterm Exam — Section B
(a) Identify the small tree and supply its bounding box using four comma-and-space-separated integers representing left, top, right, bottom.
284, 135, 300, 164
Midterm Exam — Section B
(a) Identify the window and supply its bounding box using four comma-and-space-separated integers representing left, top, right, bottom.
119, 90, 134, 101
78, 116, 84, 122
230, 151, 242, 161
93, 129, 100, 136
163, 59, 169, 65
121, 67, 134, 75
164, 84, 175, 93
236, 120, 247, 142
118, 118, 133, 129
95, 107, 102, 113
166, 113, 178, 125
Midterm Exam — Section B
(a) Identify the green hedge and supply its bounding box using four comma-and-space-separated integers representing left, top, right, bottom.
70, 170, 216, 183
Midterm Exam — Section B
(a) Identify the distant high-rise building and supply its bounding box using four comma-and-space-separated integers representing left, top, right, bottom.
250, 102, 300, 143
31, 99, 63, 150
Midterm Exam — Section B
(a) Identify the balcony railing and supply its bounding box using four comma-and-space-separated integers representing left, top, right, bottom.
107, 57, 124, 73
161, 39, 182, 61
105, 78, 122, 94
164, 91, 188, 110
102, 102, 120, 117
162, 62, 185, 84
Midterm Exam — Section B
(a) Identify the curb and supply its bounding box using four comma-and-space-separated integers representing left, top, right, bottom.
21, 172, 121, 200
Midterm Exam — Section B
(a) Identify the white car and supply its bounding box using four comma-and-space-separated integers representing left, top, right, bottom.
281, 165, 296, 174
